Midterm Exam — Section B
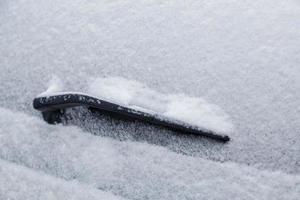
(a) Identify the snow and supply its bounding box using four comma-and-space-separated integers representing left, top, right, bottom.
88, 76, 234, 134
0, 0, 300, 199
37, 75, 65, 97
0, 159, 124, 200
0, 108, 299, 200
38, 76, 233, 134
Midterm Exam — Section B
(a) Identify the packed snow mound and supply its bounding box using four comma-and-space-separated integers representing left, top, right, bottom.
88, 77, 234, 134
0, 107, 299, 200
37, 76, 234, 134
0, 159, 124, 200
38, 75, 65, 97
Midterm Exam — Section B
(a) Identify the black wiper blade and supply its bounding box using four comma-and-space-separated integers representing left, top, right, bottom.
33, 92, 230, 142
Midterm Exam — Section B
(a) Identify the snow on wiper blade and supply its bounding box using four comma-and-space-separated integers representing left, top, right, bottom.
33, 93, 230, 142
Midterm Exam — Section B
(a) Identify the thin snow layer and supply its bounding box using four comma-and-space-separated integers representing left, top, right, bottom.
88, 77, 234, 134
0, 159, 124, 200
0, 108, 299, 200
0, 0, 300, 195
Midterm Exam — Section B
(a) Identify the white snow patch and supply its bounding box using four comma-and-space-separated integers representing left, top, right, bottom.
0, 108, 299, 200
88, 76, 234, 134
38, 75, 64, 97
0, 159, 125, 200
